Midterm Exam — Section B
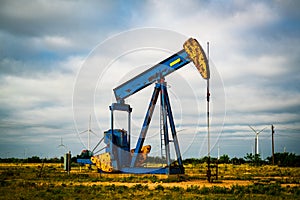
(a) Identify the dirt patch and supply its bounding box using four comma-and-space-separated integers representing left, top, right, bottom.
66, 180, 253, 189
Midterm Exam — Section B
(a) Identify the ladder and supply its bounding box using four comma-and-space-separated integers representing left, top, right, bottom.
160, 102, 166, 164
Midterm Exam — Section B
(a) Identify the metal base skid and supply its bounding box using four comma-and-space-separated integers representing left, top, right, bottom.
98, 167, 184, 175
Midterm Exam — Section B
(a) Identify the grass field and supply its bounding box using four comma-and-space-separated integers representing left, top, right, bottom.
0, 163, 299, 199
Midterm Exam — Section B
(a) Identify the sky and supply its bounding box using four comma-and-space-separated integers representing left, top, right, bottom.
0, 0, 299, 160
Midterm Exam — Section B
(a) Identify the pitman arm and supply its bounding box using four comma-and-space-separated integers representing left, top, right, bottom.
113, 38, 210, 103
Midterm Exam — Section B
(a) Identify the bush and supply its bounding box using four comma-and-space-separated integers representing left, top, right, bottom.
186, 185, 200, 193
155, 184, 164, 191
105, 184, 116, 191
132, 184, 148, 190
170, 186, 183, 192
211, 186, 228, 194
231, 184, 246, 195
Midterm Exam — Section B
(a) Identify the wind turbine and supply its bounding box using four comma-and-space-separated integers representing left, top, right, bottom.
57, 137, 68, 151
248, 125, 267, 155
79, 115, 97, 151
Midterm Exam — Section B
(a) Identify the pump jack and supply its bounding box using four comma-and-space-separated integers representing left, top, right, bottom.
77, 38, 210, 174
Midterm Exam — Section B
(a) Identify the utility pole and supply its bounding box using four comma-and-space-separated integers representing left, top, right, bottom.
206, 42, 211, 182
271, 124, 275, 165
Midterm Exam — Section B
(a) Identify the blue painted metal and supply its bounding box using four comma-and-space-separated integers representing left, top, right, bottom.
119, 167, 183, 174
130, 84, 160, 167
77, 158, 93, 165
163, 84, 184, 172
97, 167, 183, 174
130, 80, 184, 174
113, 50, 190, 103
160, 82, 171, 171
109, 103, 132, 159
104, 129, 130, 169
99, 40, 208, 174
110, 103, 132, 112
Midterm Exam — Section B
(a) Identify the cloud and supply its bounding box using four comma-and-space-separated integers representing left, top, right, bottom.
0, 0, 299, 159
127, 0, 300, 157
0, 0, 142, 64
0, 55, 84, 156
0, 0, 116, 36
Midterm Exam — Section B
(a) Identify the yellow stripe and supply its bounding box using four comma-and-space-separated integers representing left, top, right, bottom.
170, 58, 181, 67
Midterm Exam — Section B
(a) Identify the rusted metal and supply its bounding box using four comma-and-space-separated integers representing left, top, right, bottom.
183, 38, 210, 79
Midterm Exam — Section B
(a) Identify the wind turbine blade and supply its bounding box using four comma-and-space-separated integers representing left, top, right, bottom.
79, 130, 88, 134
257, 127, 267, 135
90, 130, 98, 136
177, 128, 188, 133
58, 137, 67, 150
248, 125, 257, 133
58, 144, 68, 151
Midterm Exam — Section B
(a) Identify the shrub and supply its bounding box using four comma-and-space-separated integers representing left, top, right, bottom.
105, 184, 116, 191
148, 175, 159, 183
231, 184, 245, 195
211, 186, 228, 194
170, 186, 182, 192
186, 185, 200, 193
199, 186, 210, 194
132, 183, 148, 190
155, 184, 164, 191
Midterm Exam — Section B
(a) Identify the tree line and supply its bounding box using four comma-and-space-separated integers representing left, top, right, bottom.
0, 152, 299, 167
0, 156, 76, 164
183, 152, 300, 167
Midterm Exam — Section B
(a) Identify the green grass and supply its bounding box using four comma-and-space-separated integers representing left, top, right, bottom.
0, 163, 299, 199
1, 180, 299, 200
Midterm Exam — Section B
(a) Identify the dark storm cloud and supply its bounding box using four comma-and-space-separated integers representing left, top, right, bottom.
0, 0, 148, 80
0, 0, 143, 74
0, 0, 125, 37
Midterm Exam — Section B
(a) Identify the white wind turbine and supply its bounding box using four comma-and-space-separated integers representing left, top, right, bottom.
57, 137, 68, 151
79, 115, 97, 151
248, 125, 267, 155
